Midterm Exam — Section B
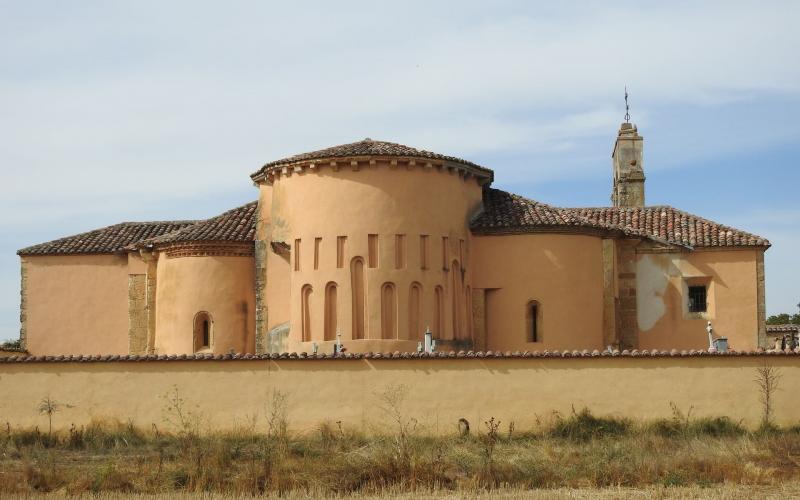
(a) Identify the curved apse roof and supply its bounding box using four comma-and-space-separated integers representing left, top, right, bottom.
250, 138, 493, 181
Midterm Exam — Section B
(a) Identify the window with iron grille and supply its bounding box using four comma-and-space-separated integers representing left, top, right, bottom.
688, 285, 707, 313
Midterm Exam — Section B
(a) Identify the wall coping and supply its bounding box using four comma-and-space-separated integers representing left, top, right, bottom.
1, 349, 799, 363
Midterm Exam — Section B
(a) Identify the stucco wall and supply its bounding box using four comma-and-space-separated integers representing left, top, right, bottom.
634, 249, 760, 351
154, 255, 256, 355
22, 254, 130, 356
471, 234, 605, 352
261, 164, 483, 352
1, 357, 798, 433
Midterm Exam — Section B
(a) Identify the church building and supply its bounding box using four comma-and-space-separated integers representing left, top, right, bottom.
17, 120, 770, 356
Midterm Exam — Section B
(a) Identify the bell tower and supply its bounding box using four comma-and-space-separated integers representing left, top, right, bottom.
611, 89, 645, 207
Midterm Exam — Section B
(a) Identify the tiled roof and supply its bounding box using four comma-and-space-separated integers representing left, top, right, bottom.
18, 221, 197, 256
251, 138, 492, 179
471, 188, 770, 248
0, 349, 797, 363
568, 206, 770, 248
470, 188, 646, 238
471, 188, 584, 229
767, 324, 799, 334
134, 202, 257, 248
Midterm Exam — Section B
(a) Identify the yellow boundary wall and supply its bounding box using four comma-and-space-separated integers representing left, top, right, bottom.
1, 357, 798, 433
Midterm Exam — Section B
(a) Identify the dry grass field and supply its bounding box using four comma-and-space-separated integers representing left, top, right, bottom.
2, 398, 800, 497
3, 484, 800, 499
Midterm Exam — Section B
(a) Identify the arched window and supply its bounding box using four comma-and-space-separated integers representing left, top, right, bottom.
301, 285, 313, 342
381, 282, 397, 340
409, 282, 422, 340
193, 311, 213, 352
526, 300, 541, 343
433, 286, 444, 338
350, 257, 366, 340
324, 282, 338, 341
451, 260, 463, 339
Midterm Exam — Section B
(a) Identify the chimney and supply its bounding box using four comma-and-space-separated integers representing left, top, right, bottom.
611, 122, 645, 207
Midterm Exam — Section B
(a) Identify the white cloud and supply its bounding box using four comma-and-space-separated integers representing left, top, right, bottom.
1, 2, 798, 205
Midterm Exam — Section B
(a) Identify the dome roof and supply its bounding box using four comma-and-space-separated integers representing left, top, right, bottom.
251, 138, 492, 181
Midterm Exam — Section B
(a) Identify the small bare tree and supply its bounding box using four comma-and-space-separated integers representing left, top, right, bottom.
478, 416, 502, 487
161, 385, 200, 438
265, 390, 289, 443
482, 417, 501, 465
755, 363, 781, 429
378, 384, 417, 467
37, 396, 61, 437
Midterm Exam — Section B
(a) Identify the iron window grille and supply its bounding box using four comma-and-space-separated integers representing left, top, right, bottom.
688, 285, 707, 313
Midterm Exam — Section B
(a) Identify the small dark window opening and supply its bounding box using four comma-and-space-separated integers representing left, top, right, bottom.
202, 320, 210, 347
688, 285, 707, 313
527, 301, 540, 342
193, 311, 213, 352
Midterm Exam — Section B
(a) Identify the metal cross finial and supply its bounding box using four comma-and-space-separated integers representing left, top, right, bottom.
624, 86, 631, 123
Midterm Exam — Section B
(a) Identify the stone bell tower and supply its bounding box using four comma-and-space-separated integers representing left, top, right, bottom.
611, 90, 645, 207
611, 122, 645, 207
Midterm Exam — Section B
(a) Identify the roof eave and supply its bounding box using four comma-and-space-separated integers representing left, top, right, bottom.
17, 249, 128, 257
251, 155, 493, 184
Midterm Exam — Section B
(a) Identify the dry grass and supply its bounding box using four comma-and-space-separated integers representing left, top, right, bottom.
1, 409, 800, 496
4, 483, 800, 499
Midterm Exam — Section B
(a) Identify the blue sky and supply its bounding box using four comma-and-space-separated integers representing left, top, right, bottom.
1, 1, 799, 342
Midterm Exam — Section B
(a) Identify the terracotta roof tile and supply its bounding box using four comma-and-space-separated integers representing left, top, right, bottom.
470, 188, 582, 229
18, 221, 197, 256
569, 206, 770, 248
470, 188, 645, 238
471, 188, 769, 248
251, 138, 492, 179
0, 349, 795, 363
134, 202, 257, 248
767, 324, 799, 334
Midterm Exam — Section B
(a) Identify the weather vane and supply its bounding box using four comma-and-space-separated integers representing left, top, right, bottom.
624, 86, 631, 123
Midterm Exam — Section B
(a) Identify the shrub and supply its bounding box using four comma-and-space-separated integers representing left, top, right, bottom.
651, 416, 745, 438
0, 339, 22, 350
690, 416, 745, 437
548, 408, 631, 441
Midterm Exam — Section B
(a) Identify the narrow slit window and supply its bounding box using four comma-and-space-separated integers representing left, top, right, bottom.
419, 235, 429, 270
395, 234, 406, 269
368, 234, 379, 268
314, 237, 321, 270
526, 301, 540, 342
202, 320, 210, 347
193, 312, 213, 352
336, 236, 347, 268
688, 285, 707, 313
294, 239, 301, 271
442, 236, 449, 270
